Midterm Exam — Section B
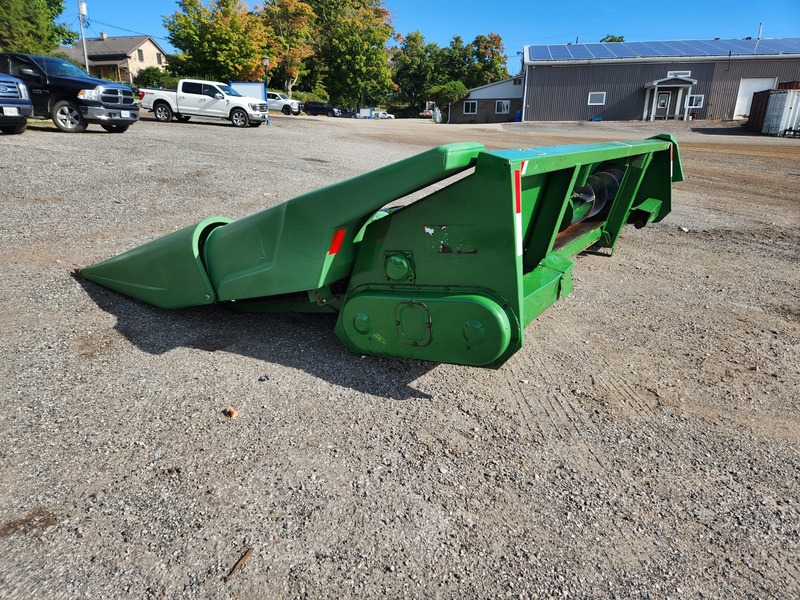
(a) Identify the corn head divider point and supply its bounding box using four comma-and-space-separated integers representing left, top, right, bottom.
77, 135, 683, 368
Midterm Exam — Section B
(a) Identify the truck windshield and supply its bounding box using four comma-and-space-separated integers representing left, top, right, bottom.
33, 56, 91, 78
218, 84, 241, 97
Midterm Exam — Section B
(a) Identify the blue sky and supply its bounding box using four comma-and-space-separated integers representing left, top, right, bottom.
61, 0, 800, 65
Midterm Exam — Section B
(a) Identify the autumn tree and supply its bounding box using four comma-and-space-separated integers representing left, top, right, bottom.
260, 0, 315, 96
0, 0, 78, 54
468, 33, 509, 88
164, 0, 269, 80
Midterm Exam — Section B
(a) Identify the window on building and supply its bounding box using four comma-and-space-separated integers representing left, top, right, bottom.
513, 78, 522, 85
668, 70, 691, 78
156, 53, 162, 65
464, 100, 477, 114
687, 95, 704, 108
496, 100, 510, 114
588, 92, 606, 105
137, 49, 144, 61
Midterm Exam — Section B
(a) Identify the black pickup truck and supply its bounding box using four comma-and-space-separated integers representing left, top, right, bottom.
0, 52, 139, 133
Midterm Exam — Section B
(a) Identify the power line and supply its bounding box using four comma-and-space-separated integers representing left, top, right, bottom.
88, 19, 173, 46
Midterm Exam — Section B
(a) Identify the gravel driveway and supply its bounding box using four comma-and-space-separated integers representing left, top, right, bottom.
1, 113, 798, 598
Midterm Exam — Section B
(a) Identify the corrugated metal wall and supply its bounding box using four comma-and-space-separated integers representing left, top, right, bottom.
523, 58, 800, 121
707, 60, 800, 119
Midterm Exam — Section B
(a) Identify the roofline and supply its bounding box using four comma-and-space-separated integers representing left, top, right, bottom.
468, 75, 523, 93
524, 53, 800, 66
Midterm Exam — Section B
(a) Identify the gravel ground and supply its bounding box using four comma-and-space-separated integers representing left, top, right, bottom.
1, 113, 798, 599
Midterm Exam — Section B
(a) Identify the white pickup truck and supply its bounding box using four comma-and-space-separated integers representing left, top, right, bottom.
139, 79, 268, 127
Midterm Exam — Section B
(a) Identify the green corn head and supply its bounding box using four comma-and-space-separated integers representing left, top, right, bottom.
78, 134, 683, 368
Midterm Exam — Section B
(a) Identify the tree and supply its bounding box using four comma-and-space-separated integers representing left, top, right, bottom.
600, 34, 625, 42
164, 0, 269, 80
305, 0, 393, 107
391, 30, 440, 111
0, 0, 78, 54
429, 80, 468, 123
260, 0, 315, 96
468, 33, 509, 89
437, 35, 472, 86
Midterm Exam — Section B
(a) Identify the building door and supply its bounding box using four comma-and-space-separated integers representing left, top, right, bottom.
733, 77, 777, 119
656, 91, 671, 118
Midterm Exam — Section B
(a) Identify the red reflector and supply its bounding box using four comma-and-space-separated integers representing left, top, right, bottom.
328, 228, 346, 255
514, 169, 522, 214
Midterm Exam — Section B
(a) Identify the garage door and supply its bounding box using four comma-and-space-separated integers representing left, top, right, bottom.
733, 77, 777, 119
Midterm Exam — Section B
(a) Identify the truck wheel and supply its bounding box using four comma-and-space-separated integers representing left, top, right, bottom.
230, 108, 249, 127
100, 124, 129, 133
153, 102, 173, 122
51, 100, 87, 133
327, 110, 335, 117
0, 121, 26, 134
282, 105, 291, 115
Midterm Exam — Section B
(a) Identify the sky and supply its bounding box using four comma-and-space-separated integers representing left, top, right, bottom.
60, 0, 800, 69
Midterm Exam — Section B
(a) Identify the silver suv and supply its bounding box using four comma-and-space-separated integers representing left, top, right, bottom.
267, 91, 302, 115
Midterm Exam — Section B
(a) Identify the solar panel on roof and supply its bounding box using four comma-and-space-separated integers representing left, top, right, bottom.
567, 45, 594, 59
672, 41, 711, 55
527, 46, 552, 60
548, 45, 573, 59
583, 43, 615, 58
606, 44, 638, 58
523, 37, 800, 62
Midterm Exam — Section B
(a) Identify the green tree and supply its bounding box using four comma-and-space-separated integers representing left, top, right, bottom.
429, 80, 468, 123
391, 30, 440, 111
305, 0, 393, 107
437, 35, 472, 86
0, 0, 78, 53
600, 34, 625, 42
260, 0, 315, 96
164, 0, 269, 80
133, 66, 169, 88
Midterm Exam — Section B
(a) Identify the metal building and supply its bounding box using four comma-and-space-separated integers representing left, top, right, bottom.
521, 37, 800, 122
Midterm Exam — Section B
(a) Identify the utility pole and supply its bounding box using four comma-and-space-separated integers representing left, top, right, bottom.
78, 1, 89, 72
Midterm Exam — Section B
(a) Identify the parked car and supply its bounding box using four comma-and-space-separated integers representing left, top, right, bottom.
267, 91, 302, 115
139, 79, 268, 127
0, 52, 139, 133
0, 73, 33, 134
336, 108, 359, 119
304, 101, 340, 117
378, 111, 395, 119
419, 110, 433, 118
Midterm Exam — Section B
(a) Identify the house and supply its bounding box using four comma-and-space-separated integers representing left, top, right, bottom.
515, 37, 800, 122
449, 76, 524, 124
59, 34, 168, 83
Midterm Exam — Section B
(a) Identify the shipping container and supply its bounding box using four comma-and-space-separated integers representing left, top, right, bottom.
762, 89, 800, 136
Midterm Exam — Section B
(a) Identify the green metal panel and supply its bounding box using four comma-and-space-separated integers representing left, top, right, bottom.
78, 217, 230, 309
203, 142, 484, 302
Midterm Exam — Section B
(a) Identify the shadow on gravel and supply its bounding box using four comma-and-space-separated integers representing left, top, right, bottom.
75, 275, 435, 400
689, 126, 759, 136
